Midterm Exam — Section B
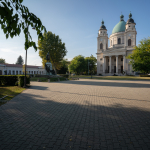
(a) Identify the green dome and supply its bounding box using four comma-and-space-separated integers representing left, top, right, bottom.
112, 21, 126, 34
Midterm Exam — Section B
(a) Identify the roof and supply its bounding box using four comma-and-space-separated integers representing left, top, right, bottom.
112, 20, 126, 34
0, 63, 43, 68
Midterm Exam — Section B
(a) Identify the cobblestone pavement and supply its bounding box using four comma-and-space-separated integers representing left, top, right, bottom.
0, 79, 150, 150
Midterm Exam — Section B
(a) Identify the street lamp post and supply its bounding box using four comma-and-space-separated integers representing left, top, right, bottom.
24, 25, 35, 88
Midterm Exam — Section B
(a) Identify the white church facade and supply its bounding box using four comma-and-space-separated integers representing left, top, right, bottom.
96, 13, 136, 75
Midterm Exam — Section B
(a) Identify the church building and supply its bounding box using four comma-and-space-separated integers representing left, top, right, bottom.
96, 13, 137, 75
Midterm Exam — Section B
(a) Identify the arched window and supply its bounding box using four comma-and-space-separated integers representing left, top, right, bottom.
128, 39, 131, 46
118, 38, 121, 44
100, 43, 103, 49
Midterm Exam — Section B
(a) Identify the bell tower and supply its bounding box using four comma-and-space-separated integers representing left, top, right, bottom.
125, 12, 137, 47
97, 20, 108, 52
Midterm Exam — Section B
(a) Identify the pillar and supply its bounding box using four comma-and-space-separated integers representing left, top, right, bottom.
103, 56, 106, 73
116, 55, 118, 74
109, 56, 111, 73
123, 55, 126, 72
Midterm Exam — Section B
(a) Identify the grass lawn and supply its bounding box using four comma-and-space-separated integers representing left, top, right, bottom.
71, 75, 150, 80
0, 86, 26, 105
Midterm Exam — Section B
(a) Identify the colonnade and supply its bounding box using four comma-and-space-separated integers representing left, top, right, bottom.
103, 55, 126, 74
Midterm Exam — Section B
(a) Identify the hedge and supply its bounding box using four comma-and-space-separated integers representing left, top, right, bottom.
57, 74, 69, 78
0, 75, 30, 87
140, 75, 150, 77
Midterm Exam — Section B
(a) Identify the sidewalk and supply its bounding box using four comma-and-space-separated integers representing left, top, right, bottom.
0, 79, 150, 150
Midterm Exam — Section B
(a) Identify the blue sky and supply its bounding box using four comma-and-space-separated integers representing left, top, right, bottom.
0, 0, 150, 66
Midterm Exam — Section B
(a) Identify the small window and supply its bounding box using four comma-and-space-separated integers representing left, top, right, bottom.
118, 38, 121, 44
100, 43, 103, 49
100, 58, 102, 61
101, 31, 102, 33
121, 58, 123, 61
128, 39, 131, 46
129, 26, 130, 27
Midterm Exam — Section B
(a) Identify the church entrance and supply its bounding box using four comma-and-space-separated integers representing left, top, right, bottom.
121, 66, 123, 73
114, 66, 116, 73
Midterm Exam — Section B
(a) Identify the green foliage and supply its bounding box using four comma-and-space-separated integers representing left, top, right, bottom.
18, 75, 30, 87
69, 55, 97, 75
0, 75, 18, 85
0, 0, 47, 51
16, 55, 24, 65
85, 55, 97, 74
0, 75, 30, 87
57, 74, 69, 78
0, 58, 6, 64
127, 38, 150, 74
69, 55, 86, 74
38, 31, 67, 73
57, 59, 69, 74
140, 75, 150, 77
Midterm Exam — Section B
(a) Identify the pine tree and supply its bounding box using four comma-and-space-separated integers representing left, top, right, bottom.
16, 55, 24, 65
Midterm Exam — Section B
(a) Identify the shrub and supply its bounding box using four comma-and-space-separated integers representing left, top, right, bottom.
140, 75, 150, 77
57, 74, 69, 78
18, 75, 30, 87
50, 78, 59, 82
0, 75, 30, 87
0, 75, 18, 86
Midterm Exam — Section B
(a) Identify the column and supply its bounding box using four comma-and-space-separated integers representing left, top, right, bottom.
123, 55, 126, 72
103, 56, 106, 73
109, 56, 111, 73
116, 55, 118, 74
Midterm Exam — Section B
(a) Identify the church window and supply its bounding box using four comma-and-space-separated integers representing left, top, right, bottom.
118, 38, 121, 44
128, 39, 131, 46
100, 43, 103, 49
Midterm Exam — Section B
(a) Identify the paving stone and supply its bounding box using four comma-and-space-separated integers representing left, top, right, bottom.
0, 79, 150, 150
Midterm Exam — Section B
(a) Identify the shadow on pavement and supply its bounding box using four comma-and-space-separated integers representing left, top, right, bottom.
0, 92, 150, 149
59, 80, 150, 88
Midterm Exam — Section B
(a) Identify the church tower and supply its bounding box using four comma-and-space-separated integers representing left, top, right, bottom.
97, 20, 108, 52
125, 12, 137, 47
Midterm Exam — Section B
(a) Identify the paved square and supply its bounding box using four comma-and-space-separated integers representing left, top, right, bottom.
0, 79, 150, 150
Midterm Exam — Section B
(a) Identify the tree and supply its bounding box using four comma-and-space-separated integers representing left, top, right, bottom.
22, 64, 28, 74
0, 0, 47, 51
69, 55, 86, 75
38, 31, 67, 74
0, 58, 6, 64
16, 55, 24, 65
57, 59, 69, 74
85, 55, 97, 75
127, 38, 150, 74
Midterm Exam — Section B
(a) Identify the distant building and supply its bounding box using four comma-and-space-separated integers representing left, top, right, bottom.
0, 63, 45, 75
96, 13, 136, 75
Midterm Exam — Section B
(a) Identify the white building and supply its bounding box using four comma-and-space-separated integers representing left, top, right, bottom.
0, 63, 46, 75
96, 13, 137, 75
